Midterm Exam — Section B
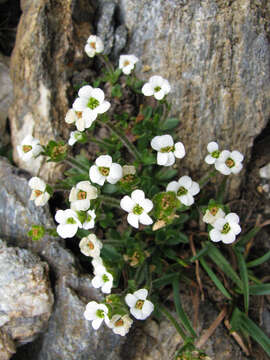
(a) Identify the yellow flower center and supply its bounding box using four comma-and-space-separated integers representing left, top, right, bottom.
115, 319, 124, 327
34, 189, 43, 197
77, 190, 87, 200
22, 145, 32, 153
210, 207, 218, 216
124, 60, 130, 66
225, 158, 235, 168
135, 300, 144, 309
99, 167, 110, 176
90, 42, 96, 49
88, 241, 94, 250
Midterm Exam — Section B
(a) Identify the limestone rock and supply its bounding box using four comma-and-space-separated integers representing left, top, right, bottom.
0, 329, 16, 360
0, 241, 54, 345
0, 157, 125, 359
9, 0, 95, 182
120, 0, 270, 192
0, 53, 13, 148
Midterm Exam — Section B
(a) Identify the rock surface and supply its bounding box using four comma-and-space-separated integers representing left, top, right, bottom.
0, 241, 54, 345
0, 329, 16, 360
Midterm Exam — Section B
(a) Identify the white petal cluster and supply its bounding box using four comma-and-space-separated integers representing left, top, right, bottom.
17, 135, 42, 161
215, 150, 244, 175
120, 189, 153, 229
69, 181, 98, 211
125, 289, 154, 320
105, 314, 133, 336
142, 75, 171, 100
151, 135, 185, 166
72, 86, 110, 130
92, 264, 113, 294
68, 130, 84, 146
28, 177, 50, 206
55, 209, 82, 238
203, 207, 225, 225
166, 176, 200, 206
119, 55, 139, 75
89, 155, 122, 186
82, 209, 96, 230
65, 109, 87, 132
84, 301, 108, 330
205, 142, 220, 164
79, 234, 102, 258
84, 35, 104, 58
209, 213, 241, 244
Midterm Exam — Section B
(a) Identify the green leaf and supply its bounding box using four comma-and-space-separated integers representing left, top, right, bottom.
247, 250, 270, 268
111, 84, 122, 98
207, 244, 242, 288
172, 279, 197, 338
190, 244, 210, 262
101, 244, 122, 262
152, 273, 180, 288
239, 310, 270, 356
236, 227, 261, 248
199, 257, 232, 300
160, 117, 179, 130
155, 168, 178, 181
249, 284, 270, 295
102, 183, 118, 194
235, 249, 249, 313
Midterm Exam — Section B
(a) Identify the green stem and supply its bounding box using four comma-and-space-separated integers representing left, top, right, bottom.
159, 304, 188, 340
99, 194, 121, 209
198, 169, 217, 188
96, 119, 141, 161
159, 100, 170, 126
99, 54, 114, 73
65, 157, 89, 173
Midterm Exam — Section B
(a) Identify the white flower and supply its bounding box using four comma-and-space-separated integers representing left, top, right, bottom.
82, 209, 96, 229
120, 189, 153, 229
89, 155, 122, 186
79, 234, 102, 258
166, 176, 200, 206
105, 314, 133, 336
151, 135, 185, 166
69, 181, 98, 211
205, 141, 220, 164
142, 75, 171, 100
92, 256, 104, 270
72, 86, 110, 129
125, 289, 154, 320
17, 135, 42, 161
68, 131, 84, 146
215, 150, 244, 175
65, 109, 88, 132
119, 55, 139, 75
55, 209, 82, 238
92, 265, 113, 294
84, 301, 108, 330
203, 207, 225, 225
84, 35, 104, 58
209, 213, 241, 244
28, 177, 50, 206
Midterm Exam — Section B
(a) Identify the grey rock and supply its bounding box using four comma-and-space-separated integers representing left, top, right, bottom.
112, 25, 128, 60
97, 1, 117, 55
0, 157, 125, 359
0, 53, 13, 148
119, 0, 270, 193
0, 242, 53, 345
0, 329, 16, 360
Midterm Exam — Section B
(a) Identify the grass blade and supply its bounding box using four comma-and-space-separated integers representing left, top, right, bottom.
236, 227, 261, 248
190, 244, 210, 262
207, 244, 242, 288
152, 273, 180, 288
249, 284, 270, 296
172, 279, 197, 338
199, 257, 232, 300
247, 251, 270, 268
235, 249, 249, 313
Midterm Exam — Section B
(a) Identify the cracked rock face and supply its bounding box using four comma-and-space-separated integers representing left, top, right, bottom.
0, 241, 54, 347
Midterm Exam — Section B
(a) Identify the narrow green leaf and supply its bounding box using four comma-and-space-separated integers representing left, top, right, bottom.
155, 168, 178, 181
207, 244, 242, 288
200, 257, 232, 300
247, 250, 270, 268
239, 311, 270, 356
152, 273, 180, 288
160, 117, 179, 130
235, 249, 249, 313
190, 244, 210, 262
101, 245, 122, 262
249, 284, 270, 296
236, 227, 261, 248
172, 279, 197, 338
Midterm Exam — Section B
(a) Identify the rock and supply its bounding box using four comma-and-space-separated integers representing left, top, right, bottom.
0, 241, 54, 345
0, 329, 16, 360
260, 163, 270, 179
9, 0, 95, 182
0, 53, 13, 148
0, 157, 125, 359
119, 0, 270, 192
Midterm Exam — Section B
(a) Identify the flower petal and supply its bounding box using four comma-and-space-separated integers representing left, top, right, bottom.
92, 318, 103, 330
139, 213, 153, 226
125, 294, 137, 308
174, 142, 185, 159
178, 176, 192, 189
95, 155, 112, 168
89, 165, 105, 186
131, 189, 145, 202
134, 288, 148, 300
78, 85, 93, 98
209, 229, 221, 242
226, 213, 239, 224
207, 141, 218, 152
205, 155, 216, 164
142, 83, 154, 96
166, 181, 180, 193
127, 213, 139, 228
157, 152, 170, 166
120, 195, 135, 212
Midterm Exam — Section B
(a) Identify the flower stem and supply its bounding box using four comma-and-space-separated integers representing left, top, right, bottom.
99, 194, 121, 209
96, 119, 141, 161
99, 54, 114, 73
159, 304, 188, 340
198, 169, 217, 188
65, 156, 89, 173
